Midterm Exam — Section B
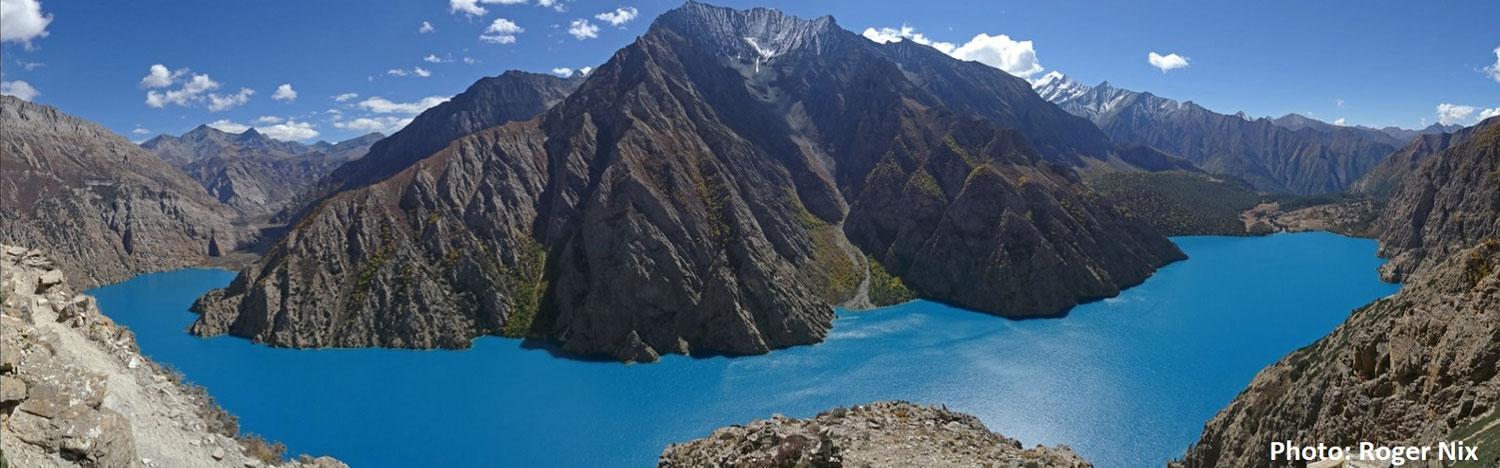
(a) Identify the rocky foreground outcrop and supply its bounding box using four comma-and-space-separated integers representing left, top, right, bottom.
0, 245, 343, 468
192, 2, 1182, 362
659, 401, 1092, 468
0, 95, 250, 288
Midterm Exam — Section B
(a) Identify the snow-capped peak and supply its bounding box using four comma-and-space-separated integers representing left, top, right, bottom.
1032, 71, 1090, 103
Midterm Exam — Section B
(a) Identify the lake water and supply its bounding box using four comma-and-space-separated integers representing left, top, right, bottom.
90, 232, 1399, 468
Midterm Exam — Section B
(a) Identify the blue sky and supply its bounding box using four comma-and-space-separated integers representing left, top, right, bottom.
2, 0, 1497, 143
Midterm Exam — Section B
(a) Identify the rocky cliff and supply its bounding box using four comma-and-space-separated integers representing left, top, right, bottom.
659, 401, 1092, 468
0, 96, 249, 288
1376, 117, 1500, 281
191, 2, 1183, 362
1351, 128, 1465, 199
0, 245, 343, 468
1034, 76, 1401, 194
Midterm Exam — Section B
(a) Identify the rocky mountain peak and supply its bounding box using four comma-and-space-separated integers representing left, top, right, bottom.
654, 1, 840, 67
1031, 71, 1088, 102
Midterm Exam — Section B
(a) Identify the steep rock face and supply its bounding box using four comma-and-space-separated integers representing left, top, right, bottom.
659, 401, 1093, 468
0, 246, 345, 468
1376, 117, 1500, 281
1034, 77, 1400, 194
192, 2, 1182, 361
0, 96, 248, 288
143, 127, 382, 219
1179, 240, 1500, 468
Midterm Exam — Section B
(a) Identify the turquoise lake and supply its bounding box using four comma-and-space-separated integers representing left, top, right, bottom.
90, 232, 1400, 467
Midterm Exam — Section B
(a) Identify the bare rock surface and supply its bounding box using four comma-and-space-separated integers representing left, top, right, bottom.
1376, 116, 1500, 281
659, 401, 1092, 468
0, 245, 344, 468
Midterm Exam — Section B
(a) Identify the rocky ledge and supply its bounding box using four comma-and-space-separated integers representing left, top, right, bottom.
659, 401, 1092, 468
0, 245, 343, 468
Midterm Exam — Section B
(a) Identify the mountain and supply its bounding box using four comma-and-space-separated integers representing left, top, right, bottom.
266, 71, 584, 227
142, 127, 382, 219
1351, 123, 1478, 198
1375, 116, 1500, 281
190, 2, 1183, 362
307, 132, 384, 161
0, 95, 247, 288
1179, 118, 1500, 468
318, 71, 585, 195
1033, 75, 1403, 194
1374, 122, 1465, 141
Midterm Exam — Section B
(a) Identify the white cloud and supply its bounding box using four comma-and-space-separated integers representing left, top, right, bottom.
1479, 107, 1500, 121
595, 7, 637, 27
861, 26, 1043, 78
567, 19, 598, 40
950, 33, 1043, 78
579, 66, 592, 75
206, 119, 250, 133
207, 87, 254, 111
451, 0, 527, 17
131, 127, 152, 135
334, 116, 414, 134
258, 119, 319, 141
272, 83, 297, 102
551, 67, 574, 77
481, 18, 523, 44
861, 26, 955, 54
17, 60, 44, 71
537, 0, 565, 12
462, 57, 479, 64
1436, 103, 1476, 125
333, 92, 359, 102
412, 67, 432, 78
1484, 46, 1500, 83
1, 80, 38, 101
419, 21, 435, 34
451, 0, 487, 16
1334, 118, 1346, 126
140, 64, 183, 88
1336, 99, 1345, 108
145, 72, 223, 108
424, 54, 451, 63
386, 68, 409, 77
0, 0, 52, 45
254, 115, 284, 125
357, 96, 450, 115
1148, 52, 1190, 73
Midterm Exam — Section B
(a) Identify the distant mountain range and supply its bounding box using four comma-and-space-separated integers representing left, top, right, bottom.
140, 126, 383, 218
190, 2, 1183, 362
1033, 72, 1404, 194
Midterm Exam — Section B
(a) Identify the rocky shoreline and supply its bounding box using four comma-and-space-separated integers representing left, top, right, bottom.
0, 245, 342, 468
660, 401, 1092, 468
